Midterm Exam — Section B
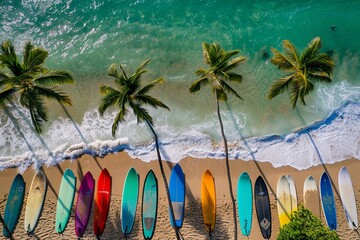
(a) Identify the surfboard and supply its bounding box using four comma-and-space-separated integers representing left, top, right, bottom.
93, 168, 112, 236
169, 163, 185, 228
277, 175, 292, 227
24, 170, 47, 234
201, 170, 216, 234
254, 176, 271, 240
286, 175, 298, 213
121, 167, 139, 236
237, 172, 252, 236
75, 171, 95, 237
338, 166, 358, 229
3, 174, 25, 238
303, 175, 320, 217
319, 172, 337, 230
55, 169, 76, 233
142, 170, 158, 240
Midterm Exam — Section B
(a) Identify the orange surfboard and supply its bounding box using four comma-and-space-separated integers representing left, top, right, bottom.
201, 170, 216, 234
93, 168, 112, 236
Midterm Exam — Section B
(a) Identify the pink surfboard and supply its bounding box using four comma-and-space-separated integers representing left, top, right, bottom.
75, 172, 95, 237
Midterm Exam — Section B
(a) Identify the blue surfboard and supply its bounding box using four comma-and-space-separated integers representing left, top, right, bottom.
3, 174, 25, 238
169, 164, 185, 228
237, 172, 252, 236
319, 172, 337, 230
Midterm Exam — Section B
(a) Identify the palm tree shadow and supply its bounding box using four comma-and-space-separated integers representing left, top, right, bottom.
224, 103, 288, 221
157, 134, 232, 238
294, 108, 360, 236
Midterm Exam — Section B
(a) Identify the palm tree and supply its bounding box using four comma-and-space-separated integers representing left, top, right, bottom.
189, 42, 246, 239
267, 37, 335, 108
0, 39, 75, 134
98, 59, 181, 239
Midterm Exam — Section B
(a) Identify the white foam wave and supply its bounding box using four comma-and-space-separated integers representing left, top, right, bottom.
0, 100, 359, 172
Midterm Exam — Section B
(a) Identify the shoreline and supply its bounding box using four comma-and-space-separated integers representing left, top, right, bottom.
0, 152, 359, 239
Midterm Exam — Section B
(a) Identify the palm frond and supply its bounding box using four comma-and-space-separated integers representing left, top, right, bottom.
202, 42, 211, 64
23, 46, 48, 72
137, 77, 165, 96
218, 50, 240, 68
299, 37, 322, 65
129, 101, 153, 124
111, 108, 128, 137
227, 73, 243, 83
299, 79, 314, 105
98, 85, 123, 115
270, 47, 296, 72
0, 40, 22, 76
189, 77, 209, 93
195, 68, 210, 77
33, 86, 72, 105
136, 95, 170, 111
0, 87, 16, 104
25, 92, 47, 133
282, 40, 299, 66
107, 63, 120, 79
306, 53, 335, 76
222, 56, 246, 72
34, 70, 74, 85
290, 82, 300, 109
307, 71, 332, 83
221, 80, 243, 100
136, 59, 150, 74
267, 74, 294, 100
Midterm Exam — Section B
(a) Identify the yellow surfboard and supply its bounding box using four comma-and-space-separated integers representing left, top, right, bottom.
277, 175, 291, 227
201, 170, 216, 234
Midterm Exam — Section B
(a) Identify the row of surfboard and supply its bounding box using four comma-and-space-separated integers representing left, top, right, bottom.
1, 164, 186, 239
1, 165, 357, 238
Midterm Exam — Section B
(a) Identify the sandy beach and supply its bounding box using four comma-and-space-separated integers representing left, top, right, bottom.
0, 153, 359, 239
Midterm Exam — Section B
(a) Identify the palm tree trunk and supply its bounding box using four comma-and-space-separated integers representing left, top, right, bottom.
216, 97, 238, 240
146, 120, 181, 240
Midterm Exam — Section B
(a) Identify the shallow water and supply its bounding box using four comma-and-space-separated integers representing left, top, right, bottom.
0, 0, 359, 170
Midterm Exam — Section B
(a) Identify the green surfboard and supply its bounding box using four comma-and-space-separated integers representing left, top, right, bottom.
142, 170, 158, 239
121, 167, 139, 236
237, 172, 252, 236
3, 174, 25, 238
55, 168, 76, 233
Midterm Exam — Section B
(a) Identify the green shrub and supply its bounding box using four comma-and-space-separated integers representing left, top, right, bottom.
277, 205, 339, 240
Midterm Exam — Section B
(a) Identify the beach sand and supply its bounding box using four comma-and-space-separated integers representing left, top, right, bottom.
0, 153, 359, 239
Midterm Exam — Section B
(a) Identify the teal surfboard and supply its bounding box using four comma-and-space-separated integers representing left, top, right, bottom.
3, 174, 25, 238
55, 169, 76, 233
142, 170, 158, 240
237, 172, 252, 236
121, 167, 139, 236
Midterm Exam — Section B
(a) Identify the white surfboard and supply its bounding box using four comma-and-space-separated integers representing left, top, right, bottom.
24, 170, 48, 233
287, 175, 298, 213
338, 166, 358, 229
303, 176, 320, 217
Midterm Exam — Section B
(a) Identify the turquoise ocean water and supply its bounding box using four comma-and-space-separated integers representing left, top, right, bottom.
0, 0, 359, 171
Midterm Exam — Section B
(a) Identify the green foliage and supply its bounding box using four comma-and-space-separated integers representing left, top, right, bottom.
189, 42, 245, 101
277, 205, 339, 240
98, 59, 170, 137
268, 37, 335, 108
0, 39, 74, 134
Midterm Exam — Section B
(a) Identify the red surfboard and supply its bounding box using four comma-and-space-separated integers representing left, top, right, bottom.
93, 168, 112, 236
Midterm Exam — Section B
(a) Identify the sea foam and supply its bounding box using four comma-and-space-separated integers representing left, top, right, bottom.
0, 100, 359, 172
